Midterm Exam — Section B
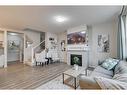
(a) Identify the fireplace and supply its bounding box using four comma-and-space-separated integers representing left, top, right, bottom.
71, 54, 82, 66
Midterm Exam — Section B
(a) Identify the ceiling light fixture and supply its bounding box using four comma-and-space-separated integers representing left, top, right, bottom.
81, 31, 86, 34
9, 33, 18, 36
55, 16, 67, 23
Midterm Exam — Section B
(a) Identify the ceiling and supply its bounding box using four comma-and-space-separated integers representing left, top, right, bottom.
0, 6, 122, 33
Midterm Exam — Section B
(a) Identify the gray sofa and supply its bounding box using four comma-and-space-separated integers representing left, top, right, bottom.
79, 60, 127, 89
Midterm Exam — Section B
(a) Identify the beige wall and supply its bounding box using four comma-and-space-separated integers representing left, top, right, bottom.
89, 20, 118, 67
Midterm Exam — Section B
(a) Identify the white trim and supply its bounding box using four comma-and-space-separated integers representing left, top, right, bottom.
4, 30, 7, 68
0, 28, 25, 67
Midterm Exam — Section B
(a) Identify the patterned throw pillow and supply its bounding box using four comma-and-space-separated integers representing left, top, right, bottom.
101, 58, 119, 70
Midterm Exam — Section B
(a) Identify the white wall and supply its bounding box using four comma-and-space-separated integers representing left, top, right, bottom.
57, 32, 67, 62
45, 32, 58, 49
24, 31, 40, 47
89, 20, 118, 67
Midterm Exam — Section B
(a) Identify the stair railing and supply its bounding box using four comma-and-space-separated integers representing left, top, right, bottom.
32, 40, 45, 64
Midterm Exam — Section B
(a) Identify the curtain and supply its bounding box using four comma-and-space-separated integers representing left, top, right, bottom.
117, 9, 127, 60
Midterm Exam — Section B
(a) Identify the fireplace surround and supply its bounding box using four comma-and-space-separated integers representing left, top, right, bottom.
67, 49, 88, 68
67, 25, 89, 68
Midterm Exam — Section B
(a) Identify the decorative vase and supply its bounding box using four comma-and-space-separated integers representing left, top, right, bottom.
74, 64, 78, 70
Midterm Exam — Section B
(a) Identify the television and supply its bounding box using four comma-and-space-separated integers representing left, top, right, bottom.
67, 31, 86, 45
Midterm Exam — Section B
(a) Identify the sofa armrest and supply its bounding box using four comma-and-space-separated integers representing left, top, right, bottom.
79, 74, 101, 89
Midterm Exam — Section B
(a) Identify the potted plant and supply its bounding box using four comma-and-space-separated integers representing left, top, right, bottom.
73, 56, 80, 70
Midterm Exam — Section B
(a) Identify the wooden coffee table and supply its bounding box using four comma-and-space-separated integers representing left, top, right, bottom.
62, 67, 86, 89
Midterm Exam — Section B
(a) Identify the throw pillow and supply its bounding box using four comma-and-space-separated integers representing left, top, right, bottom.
101, 58, 119, 70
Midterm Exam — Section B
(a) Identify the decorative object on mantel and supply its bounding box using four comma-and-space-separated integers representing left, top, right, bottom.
74, 64, 79, 70
97, 34, 109, 53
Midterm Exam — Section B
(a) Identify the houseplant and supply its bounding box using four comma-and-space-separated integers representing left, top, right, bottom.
73, 56, 80, 70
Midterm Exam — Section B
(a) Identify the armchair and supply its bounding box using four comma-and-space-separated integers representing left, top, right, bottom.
35, 50, 47, 66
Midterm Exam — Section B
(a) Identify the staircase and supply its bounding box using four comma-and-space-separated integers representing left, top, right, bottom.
25, 33, 46, 66
32, 40, 45, 65
25, 34, 62, 66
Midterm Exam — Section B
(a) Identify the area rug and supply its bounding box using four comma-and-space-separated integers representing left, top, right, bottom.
36, 75, 80, 90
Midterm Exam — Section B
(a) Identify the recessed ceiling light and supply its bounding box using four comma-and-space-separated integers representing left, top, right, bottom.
55, 16, 67, 22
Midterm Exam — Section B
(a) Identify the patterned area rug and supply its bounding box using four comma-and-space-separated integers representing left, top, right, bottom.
36, 67, 91, 90
36, 75, 80, 90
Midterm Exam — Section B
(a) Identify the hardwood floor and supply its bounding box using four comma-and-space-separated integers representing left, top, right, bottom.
0, 62, 71, 89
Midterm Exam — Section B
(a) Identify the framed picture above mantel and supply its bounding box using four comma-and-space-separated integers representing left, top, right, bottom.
67, 31, 88, 46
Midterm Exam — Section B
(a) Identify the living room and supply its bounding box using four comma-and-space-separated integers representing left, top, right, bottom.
0, 4, 127, 91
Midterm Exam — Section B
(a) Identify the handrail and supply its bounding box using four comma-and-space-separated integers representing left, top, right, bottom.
33, 40, 45, 49
32, 40, 45, 64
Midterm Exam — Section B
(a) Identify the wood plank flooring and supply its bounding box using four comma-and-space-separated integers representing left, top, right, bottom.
0, 62, 71, 89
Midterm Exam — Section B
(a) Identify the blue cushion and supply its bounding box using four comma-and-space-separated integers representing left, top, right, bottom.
101, 58, 119, 70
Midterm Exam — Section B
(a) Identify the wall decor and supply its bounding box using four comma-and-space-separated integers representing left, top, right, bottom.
50, 41, 57, 49
61, 40, 65, 51
49, 37, 54, 41
97, 34, 109, 53
8, 40, 20, 50
67, 31, 87, 45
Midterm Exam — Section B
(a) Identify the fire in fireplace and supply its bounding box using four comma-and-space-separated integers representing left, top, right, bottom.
71, 54, 82, 66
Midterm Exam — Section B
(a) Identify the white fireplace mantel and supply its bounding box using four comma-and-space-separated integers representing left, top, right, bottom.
66, 25, 89, 68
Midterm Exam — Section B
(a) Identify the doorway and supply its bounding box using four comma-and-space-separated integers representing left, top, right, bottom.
7, 32, 24, 65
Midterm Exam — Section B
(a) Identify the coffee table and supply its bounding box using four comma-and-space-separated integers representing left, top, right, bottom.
62, 67, 86, 89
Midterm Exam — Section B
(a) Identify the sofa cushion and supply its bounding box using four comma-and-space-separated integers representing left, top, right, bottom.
94, 66, 113, 76
101, 58, 119, 70
90, 71, 112, 79
113, 74, 127, 83
114, 61, 127, 75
